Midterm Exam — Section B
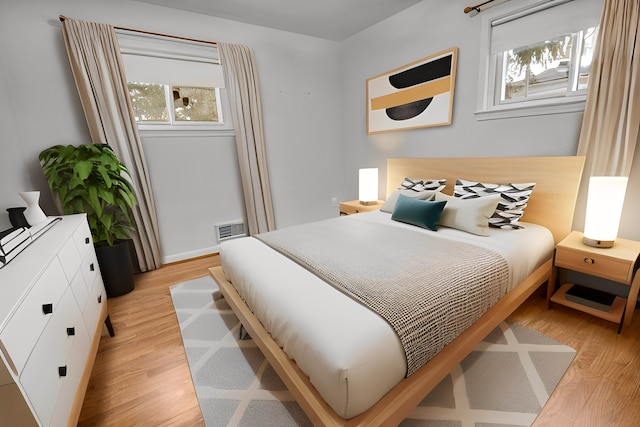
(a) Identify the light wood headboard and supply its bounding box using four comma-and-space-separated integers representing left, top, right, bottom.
387, 156, 585, 244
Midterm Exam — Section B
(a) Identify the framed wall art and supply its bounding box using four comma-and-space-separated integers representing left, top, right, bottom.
366, 47, 458, 134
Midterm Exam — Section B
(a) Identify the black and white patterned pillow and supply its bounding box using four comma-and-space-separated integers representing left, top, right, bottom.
454, 179, 536, 229
401, 178, 446, 192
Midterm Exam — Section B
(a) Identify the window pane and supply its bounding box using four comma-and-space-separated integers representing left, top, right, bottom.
171, 86, 219, 122
503, 35, 573, 102
127, 82, 169, 122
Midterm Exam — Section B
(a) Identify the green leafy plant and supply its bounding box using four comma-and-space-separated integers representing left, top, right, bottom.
39, 144, 137, 246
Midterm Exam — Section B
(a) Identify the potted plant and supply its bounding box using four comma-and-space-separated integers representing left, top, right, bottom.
39, 143, 137, 297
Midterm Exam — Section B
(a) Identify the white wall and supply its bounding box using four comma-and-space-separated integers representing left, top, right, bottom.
340, 0, 640, 242
0, 0, 344, 263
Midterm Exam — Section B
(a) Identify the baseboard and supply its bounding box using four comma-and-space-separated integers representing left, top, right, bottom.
162, 245, 220, 264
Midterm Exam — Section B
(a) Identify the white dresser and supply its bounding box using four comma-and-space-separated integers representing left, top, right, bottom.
0, 214, 111, 427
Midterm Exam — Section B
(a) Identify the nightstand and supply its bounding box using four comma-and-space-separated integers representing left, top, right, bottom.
339, 200, 384, 215
547, 231, 640, 331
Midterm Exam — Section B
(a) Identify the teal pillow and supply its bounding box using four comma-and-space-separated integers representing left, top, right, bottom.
391, 194, 447, 231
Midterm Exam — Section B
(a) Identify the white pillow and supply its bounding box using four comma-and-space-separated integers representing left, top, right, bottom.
434, 192, 501, 236
380, 189, 436, 213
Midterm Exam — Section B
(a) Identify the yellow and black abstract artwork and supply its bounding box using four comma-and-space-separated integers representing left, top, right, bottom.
367, 47, 458, 134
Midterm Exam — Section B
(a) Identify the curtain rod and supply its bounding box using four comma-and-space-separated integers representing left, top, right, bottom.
464, 0, 495, 14
58, 15, 217, 46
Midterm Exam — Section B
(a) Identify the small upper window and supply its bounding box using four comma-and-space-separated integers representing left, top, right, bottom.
117, 31, 228, 130
498, 27, 597, 105
476, 0, 602, 120
127, 82, 222, 124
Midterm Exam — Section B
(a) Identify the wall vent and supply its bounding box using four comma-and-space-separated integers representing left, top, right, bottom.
216, 220, 246, 242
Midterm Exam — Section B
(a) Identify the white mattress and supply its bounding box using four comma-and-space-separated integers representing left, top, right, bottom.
219, 210, 554, 418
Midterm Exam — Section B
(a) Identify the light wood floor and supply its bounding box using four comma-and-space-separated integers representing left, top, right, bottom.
78, 254, 640, 426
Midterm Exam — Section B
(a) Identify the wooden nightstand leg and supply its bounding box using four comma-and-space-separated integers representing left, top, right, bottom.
547, 265, 558, 309
618, 310, 625, 334
623, 274, 640, 326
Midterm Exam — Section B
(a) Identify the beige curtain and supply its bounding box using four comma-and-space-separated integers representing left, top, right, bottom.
218, 43, 276, 235
61, 18, 162, 271
577, 0, 640, 177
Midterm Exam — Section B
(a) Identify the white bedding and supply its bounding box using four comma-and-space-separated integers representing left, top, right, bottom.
219, 210, 554, 419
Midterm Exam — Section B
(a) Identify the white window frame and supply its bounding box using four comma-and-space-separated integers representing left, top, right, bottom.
475, 0, 601, 121
117, 30, 234, 135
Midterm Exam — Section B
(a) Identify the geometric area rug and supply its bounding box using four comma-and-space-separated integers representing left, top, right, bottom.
170, 276, 576, 427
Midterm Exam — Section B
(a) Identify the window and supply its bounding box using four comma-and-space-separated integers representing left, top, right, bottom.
117, 31, 230, 131
127, 82, 221, 124
476, 0, 603, 120
498, 27, 597, 104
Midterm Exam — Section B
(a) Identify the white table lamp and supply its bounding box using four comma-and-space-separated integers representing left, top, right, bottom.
359, 168, 378, 206
583, 176, 628, 248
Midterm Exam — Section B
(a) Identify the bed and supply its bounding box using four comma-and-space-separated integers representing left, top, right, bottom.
209, 156, 585, 426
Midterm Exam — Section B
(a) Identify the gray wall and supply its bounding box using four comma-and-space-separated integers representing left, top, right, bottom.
1, 0, 638, 264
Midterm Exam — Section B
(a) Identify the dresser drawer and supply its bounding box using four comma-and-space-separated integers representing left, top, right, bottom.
83, 274, 107, 332
20, 287, 89, 426
0, 259, 68, 375
80, 249, 100, 293
49, 334, 91, 427
58, 237, 82, 283
69, 268, 89, 309
72, 220, 93, 260
555, 247, 635, 284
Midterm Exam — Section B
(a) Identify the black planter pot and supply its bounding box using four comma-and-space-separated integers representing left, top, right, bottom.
95, 240, 135, 297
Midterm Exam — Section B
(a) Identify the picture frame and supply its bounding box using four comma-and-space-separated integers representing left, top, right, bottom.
366, 47, 458, 134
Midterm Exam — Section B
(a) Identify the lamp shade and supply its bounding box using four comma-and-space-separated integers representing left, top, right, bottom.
359, 168, 378, 205
583, 176, 628, 248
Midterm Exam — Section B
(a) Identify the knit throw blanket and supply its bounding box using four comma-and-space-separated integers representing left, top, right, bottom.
256, 216, 509, 376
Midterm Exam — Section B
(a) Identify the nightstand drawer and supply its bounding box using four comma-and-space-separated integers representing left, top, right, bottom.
340, 204, 365, 215
555, 247, 634, 284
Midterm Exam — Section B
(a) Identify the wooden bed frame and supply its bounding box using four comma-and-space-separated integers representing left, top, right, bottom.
209, 156, 585, 426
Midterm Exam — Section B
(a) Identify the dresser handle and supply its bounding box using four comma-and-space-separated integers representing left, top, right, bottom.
584, 258, 595, 264
90, 263, 95, 272
58, 366, 67, 377
42, 303, 53, 315
67, 327, 75, 336
85, 237, 90, 244
98, 295, 102, 304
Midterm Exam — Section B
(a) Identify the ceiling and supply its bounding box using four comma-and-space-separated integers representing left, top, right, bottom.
133, 0, 423, 41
